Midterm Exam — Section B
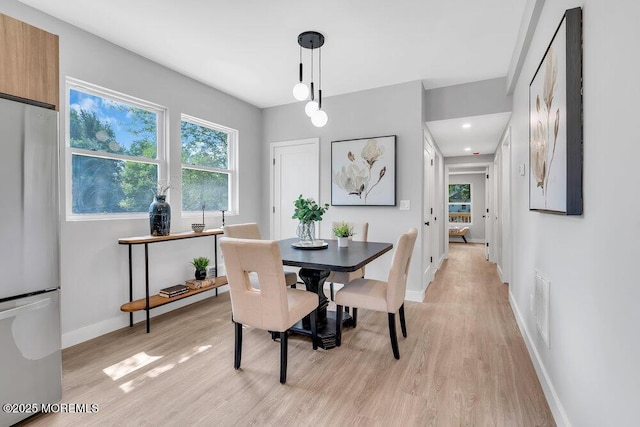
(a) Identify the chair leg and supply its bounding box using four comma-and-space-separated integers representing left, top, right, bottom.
329, 282, 334, 300
280, 331, 288, 384
388, 313, 400, 360
352, 307, 358, 328
336, 305, 343, 346
310, 309, 318, 350
399, 303, 407, 338
234, 321, 243, 369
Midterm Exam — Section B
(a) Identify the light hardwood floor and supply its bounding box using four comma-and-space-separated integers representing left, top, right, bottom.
22, 243, 554, 426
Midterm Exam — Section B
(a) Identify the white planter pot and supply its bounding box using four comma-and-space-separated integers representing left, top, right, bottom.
337, 237, 349, 248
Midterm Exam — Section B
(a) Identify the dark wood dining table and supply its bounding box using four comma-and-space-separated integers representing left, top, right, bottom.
278, 238, 393, 349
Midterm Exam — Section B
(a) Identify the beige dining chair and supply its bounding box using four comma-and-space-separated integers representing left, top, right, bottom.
335, 228, 418, 359
219, 237, 319, 384
223, 223, 298, 288
326, 222, 369, 301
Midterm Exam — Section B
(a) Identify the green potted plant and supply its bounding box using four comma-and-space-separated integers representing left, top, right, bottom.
332, 222, 354, 248
190, 256, 210, 280
291, 195, 329, 244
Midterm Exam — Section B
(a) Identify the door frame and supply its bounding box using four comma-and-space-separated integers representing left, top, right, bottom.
444, 162, 494, 260
269, 138, 320, 240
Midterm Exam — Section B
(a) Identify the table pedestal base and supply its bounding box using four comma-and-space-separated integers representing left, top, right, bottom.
290, 311, 353, 350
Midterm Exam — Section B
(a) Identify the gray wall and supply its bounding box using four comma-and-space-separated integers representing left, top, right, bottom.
424, 77, 512, 121
263, 81, 426, 300
1, 1, 263, 346
449, 173, 486, 242
508, 1, 640, 425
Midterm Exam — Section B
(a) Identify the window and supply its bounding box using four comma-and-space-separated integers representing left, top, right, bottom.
181, 115, 236, 213
67, 79, 165, 217
449, 183, 472, 224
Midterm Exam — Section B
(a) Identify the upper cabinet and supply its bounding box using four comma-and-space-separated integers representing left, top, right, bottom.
0, 13, 59, 110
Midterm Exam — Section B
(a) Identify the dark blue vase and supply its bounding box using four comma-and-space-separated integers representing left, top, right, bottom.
149, 195, 171, 236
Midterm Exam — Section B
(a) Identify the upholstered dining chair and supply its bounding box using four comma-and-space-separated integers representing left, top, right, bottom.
326, 222, 369, 301
223, 223, 298, 288
219, 237, 319, 384
335, 228, 418, 360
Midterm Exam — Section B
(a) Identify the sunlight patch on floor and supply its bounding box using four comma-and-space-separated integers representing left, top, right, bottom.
103, 352, 163, 381
116, 345, 213, 393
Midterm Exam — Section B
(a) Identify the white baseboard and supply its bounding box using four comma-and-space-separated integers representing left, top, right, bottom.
497, 265, 505, 283
62, 286, 229, 349
509, 290, 571, 427
405, 289, 425, 303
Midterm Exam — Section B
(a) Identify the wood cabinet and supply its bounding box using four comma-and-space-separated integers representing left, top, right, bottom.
0, 13, 59, 110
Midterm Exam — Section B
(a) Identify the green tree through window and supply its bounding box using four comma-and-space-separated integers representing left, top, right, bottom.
68, 84, 163, 215
181, 116, 235, 212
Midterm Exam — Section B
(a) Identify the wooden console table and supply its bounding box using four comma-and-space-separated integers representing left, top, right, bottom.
118, 229, 227, 333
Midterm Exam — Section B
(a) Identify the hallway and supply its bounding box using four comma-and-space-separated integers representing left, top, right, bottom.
424, 242, 554, 425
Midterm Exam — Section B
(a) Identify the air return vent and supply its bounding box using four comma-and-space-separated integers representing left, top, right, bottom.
535, 272, 550, 348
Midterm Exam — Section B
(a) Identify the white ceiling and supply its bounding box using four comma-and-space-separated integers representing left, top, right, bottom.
427, 112, 512, 157
18, 0, 525, 156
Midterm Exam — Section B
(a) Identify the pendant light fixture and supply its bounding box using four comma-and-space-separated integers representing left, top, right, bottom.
293, 31, 328, 128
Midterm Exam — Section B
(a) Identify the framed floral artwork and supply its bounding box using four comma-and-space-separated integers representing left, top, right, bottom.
331, 135, 396, 206
529, 7, 582, 215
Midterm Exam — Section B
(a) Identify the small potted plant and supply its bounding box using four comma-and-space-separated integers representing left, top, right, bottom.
333, 222, 354, 248
191, 256, 209, 280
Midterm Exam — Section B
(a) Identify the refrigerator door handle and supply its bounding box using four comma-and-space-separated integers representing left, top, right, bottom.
0, 298, 50, 321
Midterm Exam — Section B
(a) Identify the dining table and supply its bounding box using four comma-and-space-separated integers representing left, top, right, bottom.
278, 238, 393, 349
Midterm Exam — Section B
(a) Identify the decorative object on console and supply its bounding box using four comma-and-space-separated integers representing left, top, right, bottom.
292, 195, 329, 245
529, 7, 582, 215
331, 135, 396, 206
149, 181, 171, 236
190, 256, 210, 280
292, 31, 328, 128
191, 203, 205, 232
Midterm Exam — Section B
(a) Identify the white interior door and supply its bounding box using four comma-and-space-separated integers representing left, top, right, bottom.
484, 167, 492, 261
270, 138, 319, 240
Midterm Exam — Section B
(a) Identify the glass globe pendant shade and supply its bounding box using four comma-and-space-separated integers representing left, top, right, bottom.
305, 100, 319, 117
292, 82, 309, 101
311, 109, 328, 127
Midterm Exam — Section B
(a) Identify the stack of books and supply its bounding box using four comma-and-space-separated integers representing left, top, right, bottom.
158, 284, 189, 298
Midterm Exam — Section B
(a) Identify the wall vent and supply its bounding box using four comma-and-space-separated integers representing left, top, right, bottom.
535, 272, 550, 348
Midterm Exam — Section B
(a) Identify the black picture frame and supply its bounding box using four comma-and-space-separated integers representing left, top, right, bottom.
331, 135, 396, 206
529, 7, 583, 215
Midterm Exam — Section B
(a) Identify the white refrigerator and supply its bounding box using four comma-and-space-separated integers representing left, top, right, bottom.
0, 97, 62, 426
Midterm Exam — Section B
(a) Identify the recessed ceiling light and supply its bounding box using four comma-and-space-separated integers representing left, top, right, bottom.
462, 123, 471, 129
464, 147, 471, 151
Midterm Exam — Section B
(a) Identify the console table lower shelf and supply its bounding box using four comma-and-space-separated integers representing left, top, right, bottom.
120, 275, 228, 313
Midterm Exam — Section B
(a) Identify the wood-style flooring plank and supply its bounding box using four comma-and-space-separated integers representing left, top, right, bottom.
20, 243, 554, 426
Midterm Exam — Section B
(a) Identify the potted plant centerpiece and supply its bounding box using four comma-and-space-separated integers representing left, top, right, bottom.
191, 256, 210, 280
333, 222, 354, 248
292, 195, 329, 245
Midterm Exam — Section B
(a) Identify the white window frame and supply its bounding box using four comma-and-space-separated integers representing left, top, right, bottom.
180, 114, 238, 217
65, 78, 167, 221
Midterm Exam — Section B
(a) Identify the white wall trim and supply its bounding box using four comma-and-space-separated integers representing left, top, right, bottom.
509, 290, 571, 427
405, 289, 425, 303
62, 287, 229, 349
496, 264, 505, 284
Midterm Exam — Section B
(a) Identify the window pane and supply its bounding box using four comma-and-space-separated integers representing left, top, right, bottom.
181, 120, 228, 169
72, 154, 157, 214
448, 184, 471, 203
69, 89, 157, 159
182, 169, 229, 211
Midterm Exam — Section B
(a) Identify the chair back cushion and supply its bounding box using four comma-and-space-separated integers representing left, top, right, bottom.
386, 228, 419, 311
223, 223, 262, 239
220, 237, 290, 330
